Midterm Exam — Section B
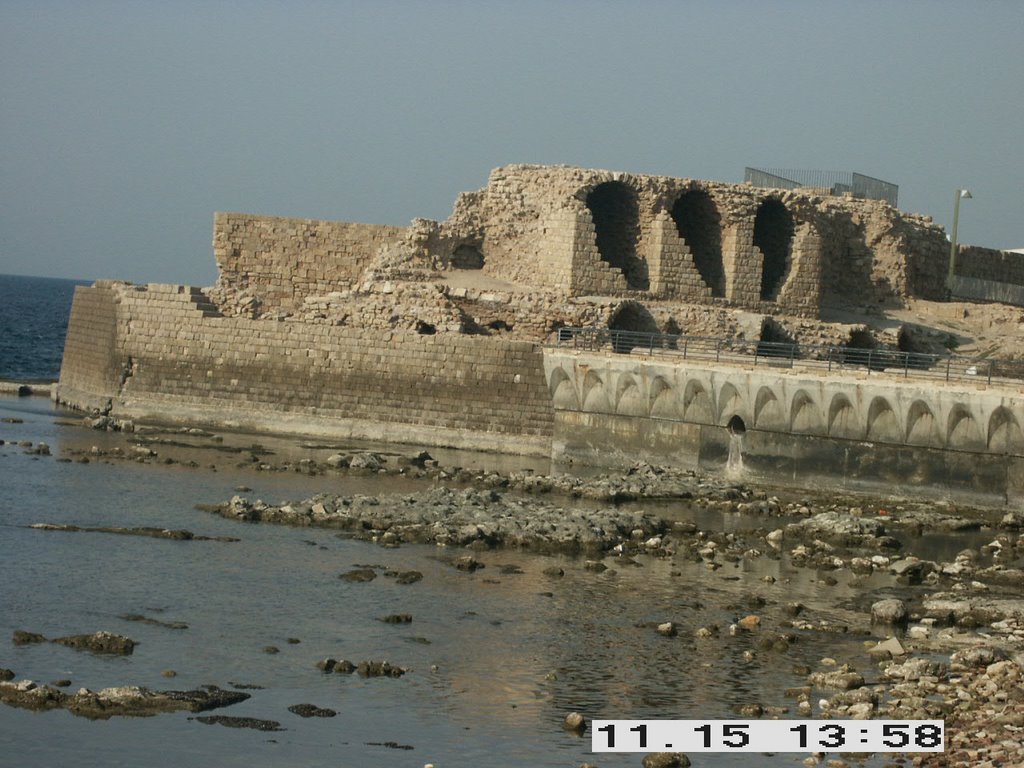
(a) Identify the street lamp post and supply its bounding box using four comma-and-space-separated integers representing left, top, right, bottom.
946, 188, 972, 297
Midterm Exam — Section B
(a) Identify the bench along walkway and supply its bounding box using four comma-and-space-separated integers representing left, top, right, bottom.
549, 326, 1024, 391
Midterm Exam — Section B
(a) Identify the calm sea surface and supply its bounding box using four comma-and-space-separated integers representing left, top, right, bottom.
0, 278, 950, 767
0, 274, 91, 381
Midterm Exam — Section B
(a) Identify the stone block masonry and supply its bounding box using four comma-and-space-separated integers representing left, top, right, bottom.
213, 213, 405, 313
59, 283, 554, 454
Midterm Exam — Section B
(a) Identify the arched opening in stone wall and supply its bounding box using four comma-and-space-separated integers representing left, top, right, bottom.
756, 317, 795, 358
608, 301, 659, 353
670, 189, 724, 297
727, 415, 747, 435
586, 181, 647, 290
450, 244, 484, 270
753, 198, 794, 301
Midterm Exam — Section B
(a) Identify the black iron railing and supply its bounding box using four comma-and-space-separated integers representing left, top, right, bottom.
550, 326, 1024, 385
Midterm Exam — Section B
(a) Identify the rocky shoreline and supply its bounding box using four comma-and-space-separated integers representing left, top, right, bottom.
8, 415, 1024, 766
190, 458, 1024, 767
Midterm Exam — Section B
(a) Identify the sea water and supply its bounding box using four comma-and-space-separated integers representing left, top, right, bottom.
0, 274, 90, 382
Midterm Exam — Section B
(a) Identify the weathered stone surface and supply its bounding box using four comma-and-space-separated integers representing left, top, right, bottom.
871, 599, 909, 625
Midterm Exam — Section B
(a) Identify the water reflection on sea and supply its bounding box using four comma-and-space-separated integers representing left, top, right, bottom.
2, 394, 975, 767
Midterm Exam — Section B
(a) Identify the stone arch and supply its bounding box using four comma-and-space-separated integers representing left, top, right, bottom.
753, 385, 784, 430
947, 404, 984, 451
450, 243, 484, 269
866, 396, 901, 443
683, 378, 715, 424
753, 198, 794, 301
669, 188, 724, 297
828, 393, 859, 439
608, 301, 659, 353
585, 181, 647, 290
988, 406, 1024, 454
649, 376, 678, 419
615, 373, 647, 417
757, 317, 795, 358
905, 400, 940, 447
717, 381, 745, 425
790, 389, 823, 434
581, 370, 611, 413
548, 366, 579, 410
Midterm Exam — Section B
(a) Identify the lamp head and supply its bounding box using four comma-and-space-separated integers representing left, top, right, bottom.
960, 189, 973, 199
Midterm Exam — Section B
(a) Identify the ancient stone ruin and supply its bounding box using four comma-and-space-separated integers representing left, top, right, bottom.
57, 164, 1024, 501
205, 164, 956, 344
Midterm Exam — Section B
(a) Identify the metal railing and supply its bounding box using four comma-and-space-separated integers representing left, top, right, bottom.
744, 167, 898, 207
550, 326, 1024, 386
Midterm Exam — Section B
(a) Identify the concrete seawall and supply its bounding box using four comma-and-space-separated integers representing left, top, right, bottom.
544, 349, 1024, 505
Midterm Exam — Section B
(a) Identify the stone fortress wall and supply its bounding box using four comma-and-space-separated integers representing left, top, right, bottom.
57, 164, 1024, 492
59, 282, 553, 454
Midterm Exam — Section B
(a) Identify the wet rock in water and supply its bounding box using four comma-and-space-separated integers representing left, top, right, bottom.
287, 703, 337, 718
394, 570, 423, 585
562, 711, 587, 733
950, 646, 1008, 669
52, 631, 136, 655
348, 452, 384, 471
785, 512, 889, 548
735, 703, 763, 717
28, 523, 238, 543
0, 669, 14, 682
656, 622, 677, 637
642, 753, 691, 768
357, 660, 406, 678
379, 614, 412, 624
316, 658, 356, 674
498, 564, 524, 575
119, 614, 188, 630
12, 631, 46, 645
870, 599, 908, 625
808, 665, 865, 690
262, 646, 279, 654
868, 636, 907, 660
999, 510, 1024, 529
737, 615, 761, 631
192, 715, 284, 731
542, 566, 564, 578
51, 679, 73, 688
583, 560, 608, 572
0, 681, 249, 719
881, 657, 947, 681
450, 555, 484, 572
340, 568, 377, 582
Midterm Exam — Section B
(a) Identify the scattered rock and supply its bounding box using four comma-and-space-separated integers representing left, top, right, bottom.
340, 568, 377, 582
642, 753, 691, 768
317, 659, 356, 674
287, 703, 337, 718
871, 599, 908, 625
192, 715, 283, 731
562, 711, 586, 733
52, 631, 136, 655
356, 660, 406, 678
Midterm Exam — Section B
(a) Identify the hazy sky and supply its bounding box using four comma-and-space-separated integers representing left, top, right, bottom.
2, 1, 1022, 285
